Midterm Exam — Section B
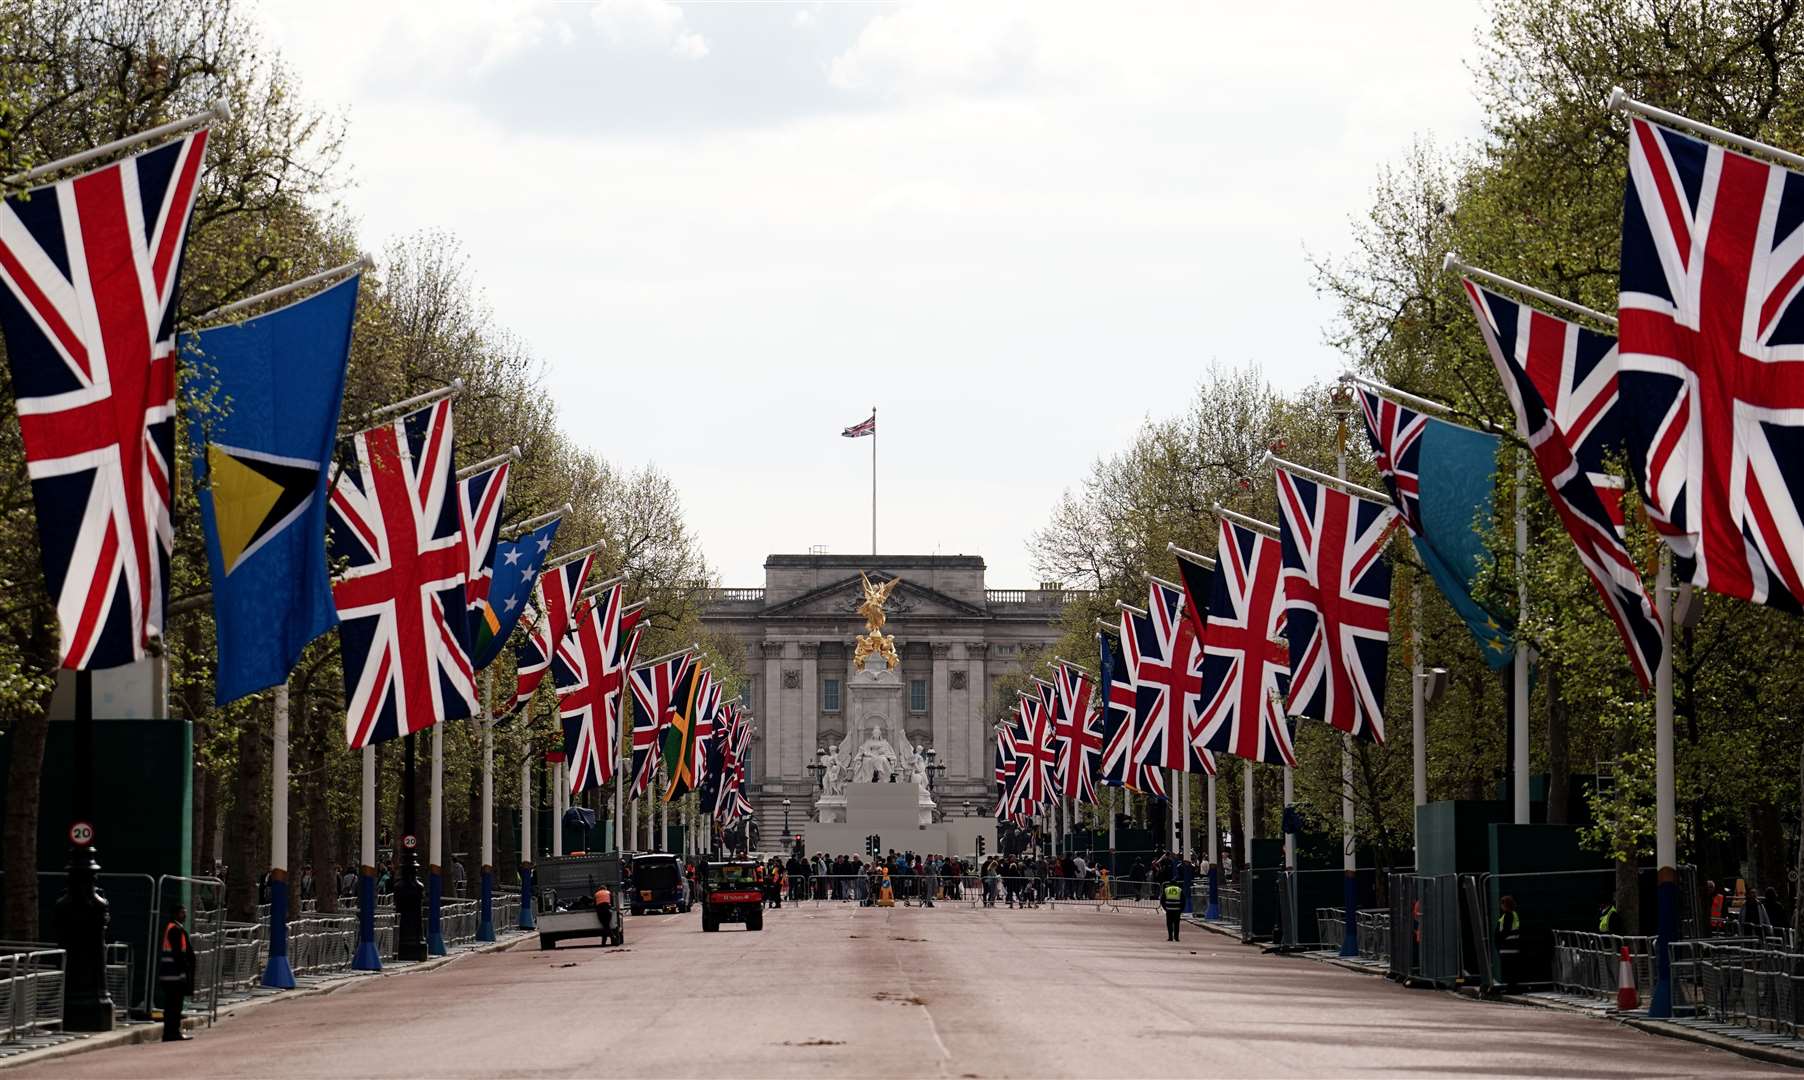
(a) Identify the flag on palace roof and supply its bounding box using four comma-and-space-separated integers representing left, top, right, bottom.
841, 413, 876, 438
329, 399, 477, 746
1618, 111, 1804, 611
184, 273, 356, 704
0, 127, 211, 669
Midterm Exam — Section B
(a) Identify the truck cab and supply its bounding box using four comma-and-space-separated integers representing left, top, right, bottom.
701, 861, 765, 932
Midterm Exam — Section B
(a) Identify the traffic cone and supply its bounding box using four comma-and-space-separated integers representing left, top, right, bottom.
1616, 946, 1639, 1011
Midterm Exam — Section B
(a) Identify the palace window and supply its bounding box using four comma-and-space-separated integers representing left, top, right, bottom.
909, 678, 928, 713
822, 678, 841, 713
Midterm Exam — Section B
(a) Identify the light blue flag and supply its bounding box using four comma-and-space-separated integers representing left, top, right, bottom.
1414, 417, 1514, 667
184, 275, 358, 704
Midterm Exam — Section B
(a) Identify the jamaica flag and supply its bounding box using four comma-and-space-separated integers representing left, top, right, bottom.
185, 275, 357, 704
661, 663, 705, 801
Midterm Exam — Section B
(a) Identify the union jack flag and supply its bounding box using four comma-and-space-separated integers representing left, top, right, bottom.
554, 581, 627, 793
628, 650, 692, 798
994, 709, 1022, 818
1275, 467, 1397, 743
1052, 662, 1100, 803
329, 399, 476, 746
841, 414, 875, 438
1465, 279, 1664, 688
1097, 626, 1166, 798
0, 130, 210, 669
1194, 519, 1294, 765
512, 550, 594, 714
458, 462, 510, 636
688, 669, 721, 798
1357, 389, 1428, 535
1619, 114, 1804, 610
1127, 583, 1213, 776
1010, 689, 1057, 813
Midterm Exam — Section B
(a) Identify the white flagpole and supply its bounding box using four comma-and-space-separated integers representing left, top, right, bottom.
354, 746, 380, 969
263, 681, 295, 987
1513, 452, 1530, 824
480, 670, 495, 940
871, 405, 878, 556
5, 100, 229, 185
1652, 548, 1678, 1016
1412, 582, 1427, 858
1206, 774, 1217, 865
1338, 407, 1359, 957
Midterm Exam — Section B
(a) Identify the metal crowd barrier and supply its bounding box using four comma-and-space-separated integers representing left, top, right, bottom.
441, 900, 480, 947
0, 944, 66, 1042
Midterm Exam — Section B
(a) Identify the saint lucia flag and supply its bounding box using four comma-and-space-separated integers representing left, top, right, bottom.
471, 518, 560, 669
185, 275, 357, 704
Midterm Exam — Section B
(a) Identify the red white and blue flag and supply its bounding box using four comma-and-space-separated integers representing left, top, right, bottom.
1194, 519, 1294, 766
0, 129, 210, 669
458, 461, 510, 629
329, 399, 477, 746
628, 649, 692, 798
1275, 467, 1397, 743
1127, 583, 1213, 776
512, 549, 594, 715
1464, 279, 1664, 688
1011, 688, 1057, 813
994, 708, 1023, 819
554, 581, 627, 793
1618, 113, 1804, 611
1097, 626, 1167, 798
1052, 661, 1100, 804
841, 414, 876, 438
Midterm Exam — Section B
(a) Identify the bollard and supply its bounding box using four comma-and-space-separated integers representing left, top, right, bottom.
261, 871, 296, 989
476, 868, 496, 942
352, 869, 381, 971
517, 865, 536, 931
1204, 864, 1221, 921
427, 869, 446, 956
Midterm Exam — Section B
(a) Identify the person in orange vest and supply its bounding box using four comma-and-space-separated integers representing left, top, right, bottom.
1707, 879, 1725, 934
158, 904, 196, 1042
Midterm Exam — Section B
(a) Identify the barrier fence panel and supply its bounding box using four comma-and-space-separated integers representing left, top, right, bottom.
0, 945, 66, 1042
150, 875, 226, 1025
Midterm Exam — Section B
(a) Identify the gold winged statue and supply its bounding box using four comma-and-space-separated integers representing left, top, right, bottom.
852, 571, 902, 671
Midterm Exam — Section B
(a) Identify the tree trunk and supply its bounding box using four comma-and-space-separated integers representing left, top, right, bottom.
225, 712, 264, 921
1227, 761, 1245, 876
4, 620, 58, 940
4, 707, 48, 940
305, 704, 336, 914
199, 766, 220, 875
1545, 666, 1569, 825
1615, 857, 1640, 934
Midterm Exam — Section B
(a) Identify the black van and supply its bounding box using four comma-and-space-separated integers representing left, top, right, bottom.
627, 853, 690, 915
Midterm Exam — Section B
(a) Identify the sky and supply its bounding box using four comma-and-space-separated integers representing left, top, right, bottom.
253, 0, 1489, 589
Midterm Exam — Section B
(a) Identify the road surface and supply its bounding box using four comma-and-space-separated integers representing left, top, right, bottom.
27, 902, 1784, 1078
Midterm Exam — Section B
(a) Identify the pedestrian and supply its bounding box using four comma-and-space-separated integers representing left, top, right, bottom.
158, 904, 197, 1042
452, 858, 467, 898
1161, 878, 1185, 941
1597, 894, 1623, 935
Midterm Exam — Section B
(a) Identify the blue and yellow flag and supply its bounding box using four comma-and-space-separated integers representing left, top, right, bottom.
185, 275, 357, 703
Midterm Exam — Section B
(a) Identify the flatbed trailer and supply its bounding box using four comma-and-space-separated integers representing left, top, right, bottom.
534, 853, 625, 949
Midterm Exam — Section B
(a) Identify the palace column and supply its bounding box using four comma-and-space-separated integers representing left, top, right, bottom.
965, 641, 988, 779
761, 640, 785, 781
798, 643, 819, 780
930, 642, 951, 772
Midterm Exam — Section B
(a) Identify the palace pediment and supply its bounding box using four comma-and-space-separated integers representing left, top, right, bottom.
759, 574, 989, 621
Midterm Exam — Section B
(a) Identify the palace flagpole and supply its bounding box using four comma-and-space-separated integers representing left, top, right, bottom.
871, 404, 877, 555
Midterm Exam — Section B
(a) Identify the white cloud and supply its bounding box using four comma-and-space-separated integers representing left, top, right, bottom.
589, 0, 709, 60
248, 0, 1491, 587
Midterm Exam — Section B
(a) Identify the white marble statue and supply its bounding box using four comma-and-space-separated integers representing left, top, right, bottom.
908, 743, 931, 796
849, 723, 898, 784
822, 745, 846, 797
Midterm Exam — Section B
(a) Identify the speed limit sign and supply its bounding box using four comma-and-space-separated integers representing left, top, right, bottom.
69, 821, 94, 846
402, 834, 418, 850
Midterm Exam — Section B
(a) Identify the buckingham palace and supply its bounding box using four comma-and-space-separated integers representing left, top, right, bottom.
700, 553, 1083, 842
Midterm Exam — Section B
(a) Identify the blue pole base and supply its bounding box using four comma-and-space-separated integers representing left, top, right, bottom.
1339, 873, 1360, 958
476, 869, 496, 942
1204, 865, 1220, 920
518, 867, 536, 930
352, 870, 382, 971
427, 870, 447, 956
1650, 870, 1678, 1018
261, 875, 297, 989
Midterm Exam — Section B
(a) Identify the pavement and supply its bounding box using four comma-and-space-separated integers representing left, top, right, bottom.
14, 902, 1794, 1078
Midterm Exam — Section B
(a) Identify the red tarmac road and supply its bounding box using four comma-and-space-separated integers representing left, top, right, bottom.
25, 903, 1788, 1078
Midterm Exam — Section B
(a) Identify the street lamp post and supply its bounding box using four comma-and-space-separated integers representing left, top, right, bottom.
782, 798, 791, 841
